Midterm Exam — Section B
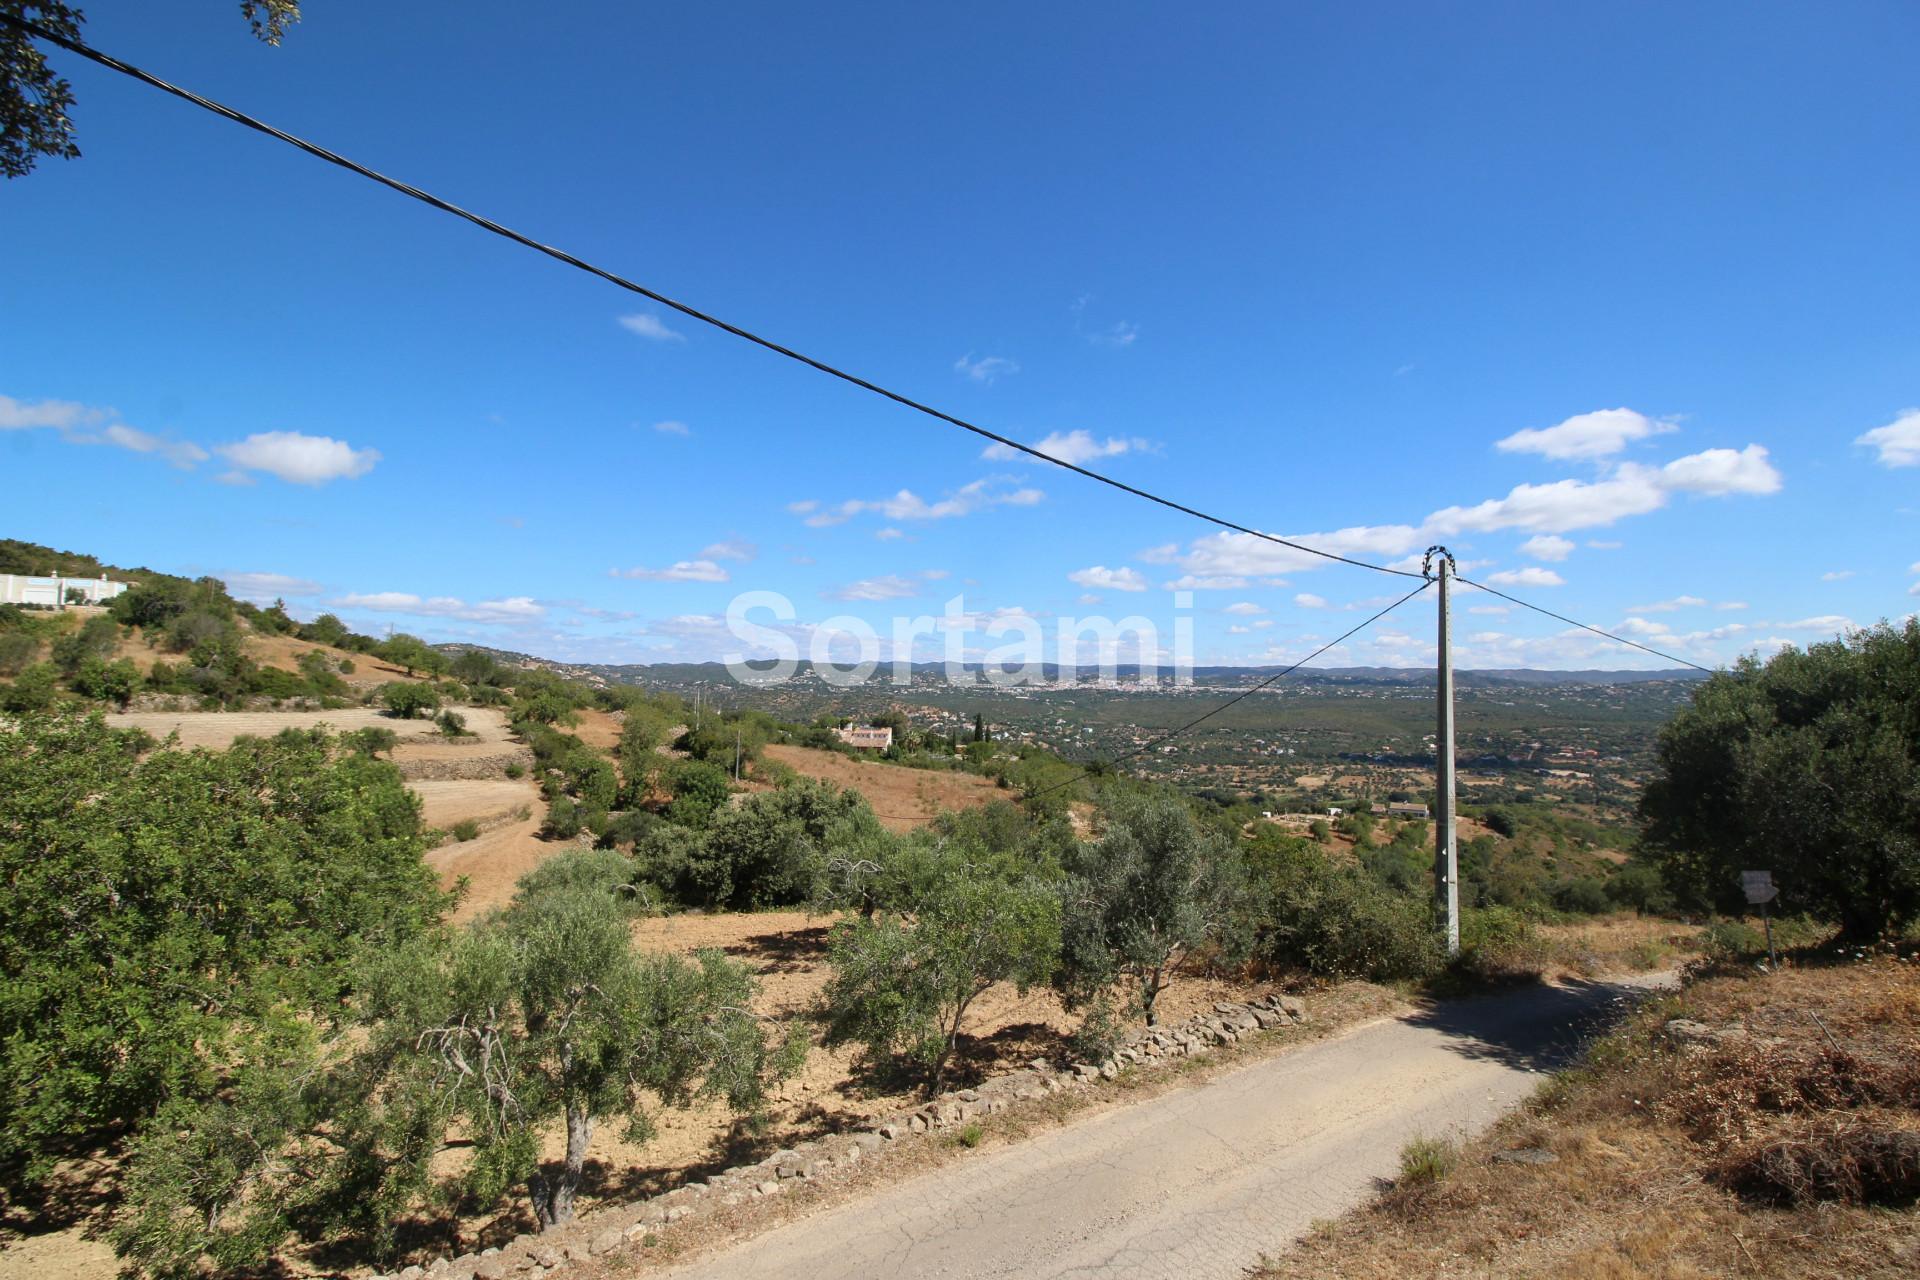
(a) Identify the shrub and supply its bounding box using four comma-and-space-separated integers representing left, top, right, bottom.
1245, 837, 1444, 982
1398, 1134, 1459, 1186
449, 819, 480, 843
544, 795, 582, 841
1702, 919, 1768, 960
0, 714, 444, 1186
1550, 876, 1611, 916
503, 761, 525, 780
70, 656, 141, 707
665, 759, 732, 829
1056, 791, 1245, 1026
379, 682, 439, 719
1, 663, 60, 714
50, 613, 118, 674
823, 845, 1060, 1094
434, 709, 468, 738
342, 726, 398, 757
0, 629, 37, 677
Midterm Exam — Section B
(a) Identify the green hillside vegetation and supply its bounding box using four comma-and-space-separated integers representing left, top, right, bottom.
7, 543, 1909, 1277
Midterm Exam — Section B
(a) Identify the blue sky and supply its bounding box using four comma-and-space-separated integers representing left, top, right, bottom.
4, 0, 1917, 670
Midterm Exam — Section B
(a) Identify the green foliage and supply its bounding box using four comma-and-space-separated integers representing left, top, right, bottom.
0, 628, 37, 677
449, 818, 481, 843
1056, 792, 1245, 1025
377, 633, 441, 678
435, 708, 468, 738
822, 844, 1060, 1094
379, 681, 440, 719
0, 713, 443, 1187
1398, 1134, 1459, 1185
1550, 876, 1611, 915
0, 662, 59, 713
1242, 832, 1444, 981
357, 876, 803, 1230
70, 655, 141, 706
674, 779, 881, 911
49, 612, 118, 674
343, 725, 398, 757
1640, 619, 1920, 939
665, 759, 732, 828
1602, 860, 1676, 914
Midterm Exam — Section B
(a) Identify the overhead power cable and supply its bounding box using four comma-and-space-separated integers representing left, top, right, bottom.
2, 13, 1422, 581
1455, 575, 1715, 674
1029, 579, 1433, 798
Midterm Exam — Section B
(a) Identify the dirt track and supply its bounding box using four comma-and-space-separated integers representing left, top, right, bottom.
651, 974, 1676, 1280
103, 706, 514, 749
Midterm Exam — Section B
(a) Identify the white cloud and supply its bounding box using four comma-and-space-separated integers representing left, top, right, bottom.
954, 353, 1019, 384
1294, 593, 1329, 609
215, 431, 380, 485
826, 575, 922, 602
331, 592, 545, 624
0, 394, 100, 430
2, 394, 211, 470
1587, 539, 1623, 550
1163, 574, 1249, 590
1821, 570, 1855, 582
796, 478, 1044, 527
981, 429, 1152, 465
1628, 596, 1709, 613
618, 312, 685, 342
612, 559, 731, 583
1495, 407, 1677, 460
1427, 447, 1779, 535
1077, 593, 1103, 605
1766, 615, 1857, 633
652, 419, 690, 435
1520, 534, 1575, 562
1068, 565, 1148, 593
1658, 445, 1782, 496
874, 528, 905, 541
699, 539, 756, 562
1468, 604, 1510, 616
1223, 601, 1265, 615
1138, 543, 1181, 564
1717, 601, 1749, 611
921, 569, 950, 580
1089, 321, 1138, 347
221, 572, 322, 604
99, 423, 205, 468
1856, 408, 1920, 468
1484, 567, 1565, 587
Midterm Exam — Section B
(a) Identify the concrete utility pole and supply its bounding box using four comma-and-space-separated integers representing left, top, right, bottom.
1428, 546, 1461, 956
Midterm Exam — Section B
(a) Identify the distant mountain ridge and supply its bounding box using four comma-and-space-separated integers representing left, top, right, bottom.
432, 643, 1708, 690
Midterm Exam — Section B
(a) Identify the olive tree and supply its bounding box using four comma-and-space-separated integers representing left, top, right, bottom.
1055, 792, 1245, 1026
361, 861, 804, 1230
822, 845, 1059, 1095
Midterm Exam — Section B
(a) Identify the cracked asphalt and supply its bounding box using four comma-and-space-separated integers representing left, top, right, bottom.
650, 974, 1673, 1280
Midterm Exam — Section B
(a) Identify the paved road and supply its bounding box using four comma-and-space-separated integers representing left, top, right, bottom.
656, 976, 1670, 1280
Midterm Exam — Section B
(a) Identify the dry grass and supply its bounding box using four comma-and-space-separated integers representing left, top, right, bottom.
1260, 953, 1920, 1278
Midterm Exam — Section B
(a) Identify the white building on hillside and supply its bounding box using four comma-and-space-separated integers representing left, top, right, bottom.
836, 725, 893, 751
0, 572, 130, 608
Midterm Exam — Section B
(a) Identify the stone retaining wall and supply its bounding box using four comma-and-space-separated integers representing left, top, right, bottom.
369, 991, 1307, 1280
393, 749, 534, 782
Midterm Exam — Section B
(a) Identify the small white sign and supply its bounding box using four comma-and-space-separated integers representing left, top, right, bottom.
1740, 870, 1778, 905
